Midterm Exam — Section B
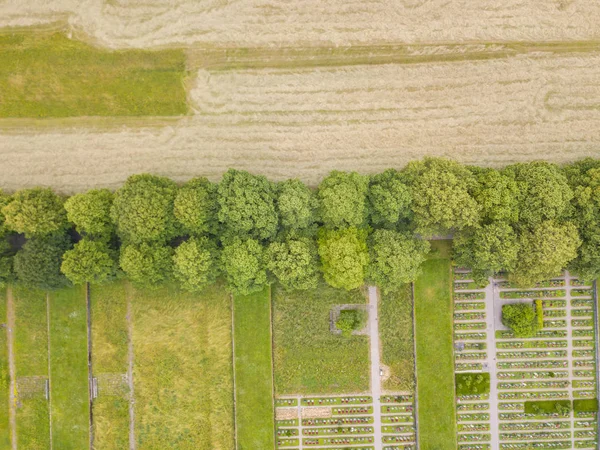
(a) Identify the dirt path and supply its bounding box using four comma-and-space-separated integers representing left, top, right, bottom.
126, 288, 136, 450
86, 284, 94, 450
46, 293, 53, 450
6, 287, 17, 450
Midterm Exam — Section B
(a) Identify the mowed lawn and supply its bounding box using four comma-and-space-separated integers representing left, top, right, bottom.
12, 286, 51, 450
91, 281, 129, 450
48, 285, 89, 449
414, 241, 457, 450
0, 289, 9, 449
233, 287, 275, 450
132, 283, 234, 449
273, 283, 369, 394
0, 31, 188, 118
380, 284, 415, 392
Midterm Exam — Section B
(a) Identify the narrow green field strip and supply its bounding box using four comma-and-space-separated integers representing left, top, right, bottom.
414, 241, 456, 450
0, 31, 188, 118
48, 285, 89, 450
12, 286, 50, 450
233, 287, 276, 450
132, 283, 234, 449
91, 281, 129, 450
0, 289, 9, 449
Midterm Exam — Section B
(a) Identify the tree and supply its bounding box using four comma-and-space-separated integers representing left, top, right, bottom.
111, 174, 179, 243
368, 169, 412, 228
64, 189, 114, 237
14, 234, 72, 290
502, 303, 540, 338
471, 168, 520, 224
217, 169, 278, 241
504, 162, 573, 227
174, 177, 219, 236
173, 237, 220, 292
318, 227, 369, 290
367, 230, 429, 292
510, 221, 581, 286
404, 158, 480, 235
276, 179, 319, 231
335, 309, 366, 337
221, 237, 268, 295
266, 238, 319, 290
61, 239, 118, 285
119, 243, 173, 288
318, 171, 369, 229
0, 190, 12, 235
0, 239, 14, 287
3, 188, 68, 237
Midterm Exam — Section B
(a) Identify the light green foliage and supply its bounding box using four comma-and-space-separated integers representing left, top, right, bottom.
266, 238, 319, 290
318, 171, 369, 229
119, 242, 173, 288
0, 190, 12, 235
277, 179, 319, 230
502, 303, 540, 338
335, 309, 366, 337
455, 373, 490, 396
173, 237, 220, 292
318, 227, 369, 290
64, 189, 114, 237
221, 237, 268, 295
61, 239, 118, 285
3, 188, 68, 237
504, 162, 573, 226
111, 174, 179, 244
217, 169, 278, 241
367, 229, 429, 292
511, 220, 580, 287
368, 169, 412, 228
174, 177, 219, 236
471, 168, 520, 223
14, 234, 72, 290
405, 158, 480, 235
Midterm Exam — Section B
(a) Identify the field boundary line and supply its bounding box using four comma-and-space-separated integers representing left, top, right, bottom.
6, 287, 17, 450
86, 283, 94, 450
410, 282, 420, 450
230, 293, 239, 450
46, 293, 54, 450
126, 284, 136, 450
268, 285, 277, 450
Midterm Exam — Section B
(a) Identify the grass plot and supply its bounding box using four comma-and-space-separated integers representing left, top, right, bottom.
0, 289, 9, 449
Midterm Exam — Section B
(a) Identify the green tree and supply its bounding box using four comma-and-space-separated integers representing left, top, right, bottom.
217, 169, 278, 241
3, 188, 68, 237
277, 179, 319, 230
510, 221, 581, 286
471, 168, 520, 223
111, 174, 179, 243
404, 158, 480, 235
502, 303, 540, 338
64, 189, 114, 237
368, 169, 412, 228
0, 239, 14, 287
173, 237, 220, 292
318, 171, 369, 229
335, 309, 366, 337
221, 237, 268, 295
174, 177, 219, 236
14, 234, 72, 290
318, 227, 369, 290
119, 242, 173, 288
61, 239, 118, 285
367, 230, 429, 292
266, 238, 319, 290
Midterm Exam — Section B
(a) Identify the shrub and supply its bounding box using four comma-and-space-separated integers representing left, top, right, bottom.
502, 303, 541, 338
455, 373, 490, 396
336, 309, 366, 337
3, 188, 68, 237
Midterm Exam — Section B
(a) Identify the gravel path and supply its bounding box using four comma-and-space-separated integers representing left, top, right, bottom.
484, 280, 500, 450
368, 286, 383, 450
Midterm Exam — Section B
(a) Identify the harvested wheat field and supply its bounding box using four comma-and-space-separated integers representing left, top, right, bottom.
1, 51, 600, 192
0, 0, 600, 47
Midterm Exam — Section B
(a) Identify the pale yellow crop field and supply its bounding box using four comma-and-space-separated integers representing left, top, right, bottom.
1, 51, 599, 192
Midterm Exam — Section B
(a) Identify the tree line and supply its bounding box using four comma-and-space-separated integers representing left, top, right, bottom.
0, 157, 597, 295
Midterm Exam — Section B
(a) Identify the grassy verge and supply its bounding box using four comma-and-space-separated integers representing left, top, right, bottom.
132, 283, 234, 449
0, 31, 188, 118
233, 287, 275, 450
0, 289, 9, 449
273, 283, 369, 394
13, 286, 50, 450
91, 281, 129, 450
48, 285, 89, 449
414, 240, 456, 450
379, 285, 414, 392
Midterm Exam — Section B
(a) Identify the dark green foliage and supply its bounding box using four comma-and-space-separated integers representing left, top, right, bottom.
573, 399, 598, 412
368, 169, 412, 228
111, 174, 179, 244
172, 237, 220, 292
119, 242, 173, 288
64, 189, 114, 237
524, 400, 571, 415
318, 171, 369, 229
501, 303, 541, 338
0, 239, 13, 287
217, 169, 278, 241
266, 238, 319, 291
14, 234, 72, 290
277, 179, 319, 231
335, 309, 367, 337
174, 177, 219, 236
455, 372, 490, 396
3, 188, 68, 237
318, 227, 369, 290
60, 239, 118, 285
221, 237, 268, 295
471, 168, 520, 223
367, 229, 429, 293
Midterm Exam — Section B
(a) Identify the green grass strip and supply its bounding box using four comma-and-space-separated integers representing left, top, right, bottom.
414, 241, 457, 450
234, 287, 275, 450
0, 289, 9, 449
0, 31, 188, 118
48, 285, 89, 449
